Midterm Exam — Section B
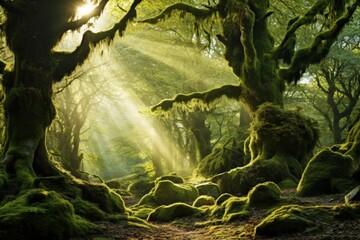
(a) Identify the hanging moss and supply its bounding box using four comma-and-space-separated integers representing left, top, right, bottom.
147, 203, 203, 222
0, 189, 98, 240
196, 139, 245, 178
297, 149, 354, 196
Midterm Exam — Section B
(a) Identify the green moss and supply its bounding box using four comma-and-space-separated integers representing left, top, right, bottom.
278, 179, 298, 189
196, 139, 245, 178
153, 180, 199, 205
210, 196, 247, 218
247, 181, 281, 207
137, 193, 158, 208
71, 197, 105, 221
193, 195, 215, 207
222, 210, 250, 223
155, 174, 184, 184
0, 189, 98, 240
128, 180, 155, 196
215, 193, 233, 205
195, 182, 221, 199
297, 149, 353, 196
78, 182, 126, 213
213, 156, 294, 195
255, 205, 319, 237
333, 204, 360, 219
147, 203, 202, 222
132, 207, 154, 219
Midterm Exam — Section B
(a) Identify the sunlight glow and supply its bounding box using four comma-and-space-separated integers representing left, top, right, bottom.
76, 3, 95, 18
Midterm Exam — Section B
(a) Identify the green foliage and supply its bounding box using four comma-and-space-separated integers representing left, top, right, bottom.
0, 189, 98, 240
297, 148, 354, 196
147, 202, 202, 222
247, 181, 281, 207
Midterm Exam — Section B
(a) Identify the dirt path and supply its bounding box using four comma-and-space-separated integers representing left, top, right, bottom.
86, 192, 359, 240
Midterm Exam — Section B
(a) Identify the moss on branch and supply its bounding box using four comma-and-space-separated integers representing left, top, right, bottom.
279, 0, 359, 83
52, 0, 142, 81
64, 0, 110, 32
138, 3, 214, 24
151, 84, 242, 111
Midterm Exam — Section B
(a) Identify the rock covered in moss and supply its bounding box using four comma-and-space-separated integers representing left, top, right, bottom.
215, 193, 233, 205
193, 196, 215, 207
297, 149, 354, 196
255, 205, 316, 237
247, 181, 281, 206
211, 196, 247, 219
195, 182, 221, 199
0, 189, 98, 240
155, 174, 184, 184
128, 180, 155, 196
147, 203, 202, 222
153, 180, 199, 205
212, 156, 296, 195
196, 139, 245, 177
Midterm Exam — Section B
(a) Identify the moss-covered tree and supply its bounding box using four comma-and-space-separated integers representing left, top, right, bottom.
0, 0, 142, 238
140, 0, 359, 193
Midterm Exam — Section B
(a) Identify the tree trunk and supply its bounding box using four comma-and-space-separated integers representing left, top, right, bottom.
1, 58, 56, 191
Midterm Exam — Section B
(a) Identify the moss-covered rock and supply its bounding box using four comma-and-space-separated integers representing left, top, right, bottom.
212, 155, 297, 195
215, 193, 233, 205
210, 196, 247, 219
196, 139, 245, 177
255, 205, 319, 237
147, 203, 202, 222
153, 180, 199, 205
0, 189, 98, 240
247, 181, 281, 207
78, 182, 126, 213
128, 180, 155, 196
155, 174, 184, 184
71, 197, 105, 221
297, 149, 354, 196
193, 195, 215, 207
132, 207, 154, 220
195, 182, 221, 199
137, 193, 157, 208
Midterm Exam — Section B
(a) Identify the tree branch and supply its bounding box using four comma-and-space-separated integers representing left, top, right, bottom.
64, 0, 110, 32
137, 3, 214, 24
279, 0, 359, 83
52, 0, 142, 81
151, 84, 242, 111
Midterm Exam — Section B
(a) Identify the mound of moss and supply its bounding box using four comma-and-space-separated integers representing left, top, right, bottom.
297, 149, 354, 196
193, 195, 215, 207
255, 205, 318, 237
195, 182, 221, 199
153, 180, 199, 205
196, 139, 246, 178
147, 203, 202, 222
212, 155, 298, 195
210, 195, 248, 222
0, 189, 98, 240
247, 181, 281, 207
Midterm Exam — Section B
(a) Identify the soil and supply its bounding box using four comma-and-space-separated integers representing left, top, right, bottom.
85, 190, 360, 240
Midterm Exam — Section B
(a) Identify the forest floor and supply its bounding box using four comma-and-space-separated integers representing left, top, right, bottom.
85, 190, 360, 240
